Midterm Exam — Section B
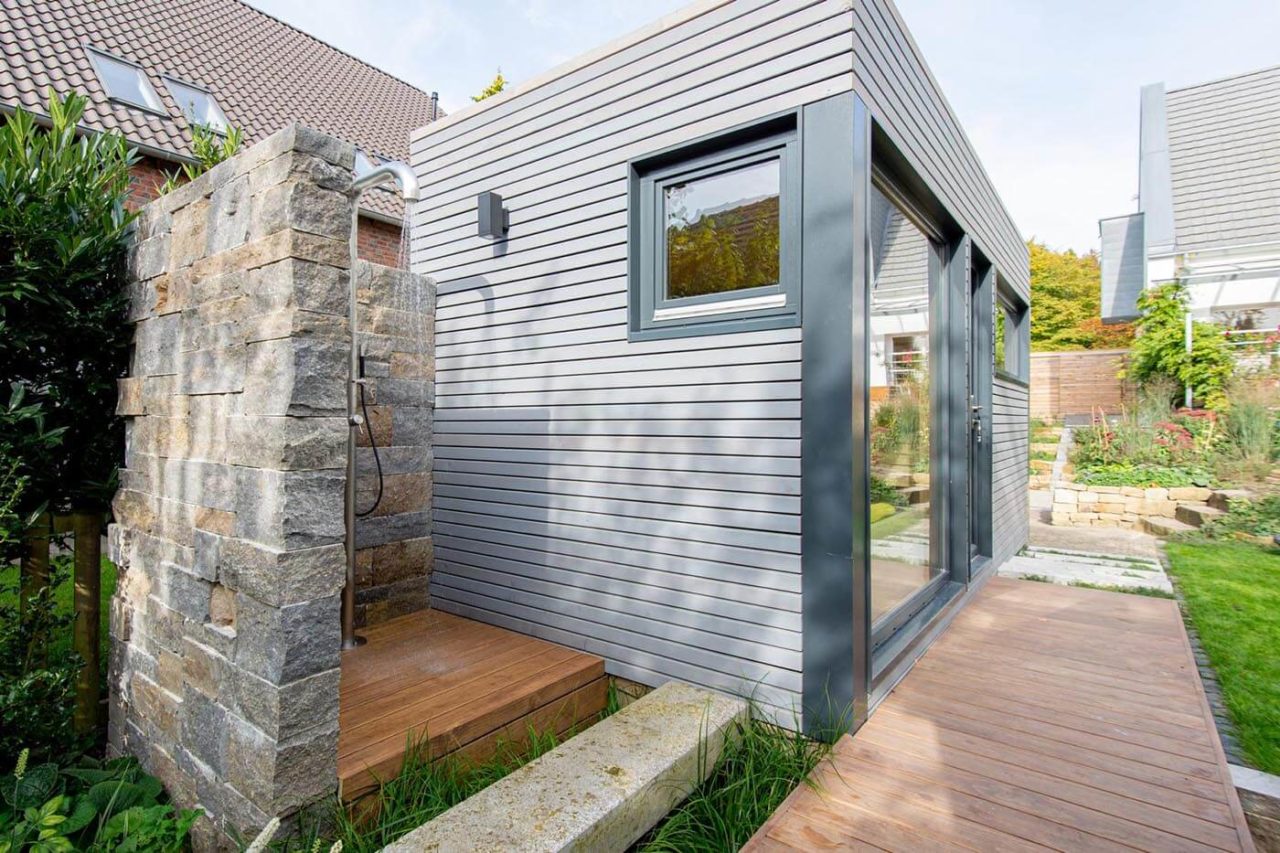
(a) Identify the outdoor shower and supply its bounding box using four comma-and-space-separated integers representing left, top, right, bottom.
343, 160, 421, 649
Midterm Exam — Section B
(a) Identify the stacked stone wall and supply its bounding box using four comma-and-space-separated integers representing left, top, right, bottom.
108, 123, 433, 846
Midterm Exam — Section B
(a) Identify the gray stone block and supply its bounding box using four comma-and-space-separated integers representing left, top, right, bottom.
160, 561, 212, 622
132, 314, 180, 377
181, 687, 228, 776
207, 174, 252, 255
243, 338, 346, 416
161, 458, 237, 512
233, 593, 340, 684
218, 539, 344, 607
234, 468, 344, 550
226, 416, 345, 471
179, 345, 247, 396
248, 259, 347, 316
355, 510, 429, 550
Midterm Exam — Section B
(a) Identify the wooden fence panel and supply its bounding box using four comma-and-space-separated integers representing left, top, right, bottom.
1030, 348, 1132, 419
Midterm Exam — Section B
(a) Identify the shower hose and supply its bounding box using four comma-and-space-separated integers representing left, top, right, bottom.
355, 358, 383, 518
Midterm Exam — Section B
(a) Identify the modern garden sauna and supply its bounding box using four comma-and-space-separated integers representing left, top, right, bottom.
408, 0, 1030, 730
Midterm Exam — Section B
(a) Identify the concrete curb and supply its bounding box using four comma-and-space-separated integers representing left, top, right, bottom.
381, 681, 749, 852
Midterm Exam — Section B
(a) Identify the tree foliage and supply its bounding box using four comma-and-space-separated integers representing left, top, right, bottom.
0, 91, 136, 512
1028, 239, 1134, 352
666, 195, 779, 298
472, 71, 507, 102
1128, 281, 1234, 410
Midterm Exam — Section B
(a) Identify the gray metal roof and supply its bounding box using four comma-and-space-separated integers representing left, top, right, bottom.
1164, 65, 1280, 252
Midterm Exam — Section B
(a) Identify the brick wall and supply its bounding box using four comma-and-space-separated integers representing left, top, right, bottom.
357, 216, 404, 267
127, 156, 173, 208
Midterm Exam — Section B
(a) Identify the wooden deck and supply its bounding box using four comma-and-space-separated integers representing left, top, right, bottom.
747, 577, 1257, 852
338, 609, 606, 799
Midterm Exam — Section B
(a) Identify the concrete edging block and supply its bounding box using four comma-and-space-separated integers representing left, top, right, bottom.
381, 681, 749, 853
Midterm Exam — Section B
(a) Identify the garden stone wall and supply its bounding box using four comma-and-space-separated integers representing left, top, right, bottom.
107, 124, 433, 847
1049, 481, 1213, 529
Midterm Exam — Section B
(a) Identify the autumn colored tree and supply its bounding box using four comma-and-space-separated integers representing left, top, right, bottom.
1028, 239, 1135, 352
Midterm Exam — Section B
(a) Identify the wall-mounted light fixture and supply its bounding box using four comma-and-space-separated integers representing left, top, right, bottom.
477, 191, 509, 239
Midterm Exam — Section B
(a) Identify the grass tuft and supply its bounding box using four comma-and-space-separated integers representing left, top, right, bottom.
636, 710, 833, 852
1066, 580, 1174, 599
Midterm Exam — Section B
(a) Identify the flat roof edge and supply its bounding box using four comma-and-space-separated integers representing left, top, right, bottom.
410, 0, 733, 142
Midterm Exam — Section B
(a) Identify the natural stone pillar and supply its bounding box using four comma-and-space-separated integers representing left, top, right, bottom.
109, 124, 358, 846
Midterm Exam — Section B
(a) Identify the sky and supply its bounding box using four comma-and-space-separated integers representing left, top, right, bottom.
247, 0, 1280, 254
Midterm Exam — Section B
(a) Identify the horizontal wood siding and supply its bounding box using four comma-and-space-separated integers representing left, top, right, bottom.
851, 0, 1030, 301
410, 0, 856, 721
992, 376, 1029, 565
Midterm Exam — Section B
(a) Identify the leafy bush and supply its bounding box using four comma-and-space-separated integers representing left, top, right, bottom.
159, 122, 244, 194
1074, 463, 1212, 489
0, 91, 136, 515
1128, 282, 1234, 410
0, 749, 199, 851
869, 475, 906, 508
1198, 496, 1280, 540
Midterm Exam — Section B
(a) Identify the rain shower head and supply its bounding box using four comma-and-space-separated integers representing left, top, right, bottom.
348, 159, 420, 202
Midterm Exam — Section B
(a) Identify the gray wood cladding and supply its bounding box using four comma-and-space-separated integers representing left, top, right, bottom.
409, 0, 1028, 723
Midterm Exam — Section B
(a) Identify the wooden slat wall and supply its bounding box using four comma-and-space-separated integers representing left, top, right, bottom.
1030, 349, 1132, 419
992, 376, 1029, 565
410, 0, 857, 721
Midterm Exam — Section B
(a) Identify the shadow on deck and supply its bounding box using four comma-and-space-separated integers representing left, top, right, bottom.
747, 577, 1257, 852
338, 609, 606, 800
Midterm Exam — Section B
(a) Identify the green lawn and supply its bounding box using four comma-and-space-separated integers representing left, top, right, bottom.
1165, 539, 1280, 774
870, 506, 927, 542
0, 556, 117, 676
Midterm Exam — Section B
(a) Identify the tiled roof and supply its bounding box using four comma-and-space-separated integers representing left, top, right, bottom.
0, 0, 440, 221
1165, 65, 1280, 251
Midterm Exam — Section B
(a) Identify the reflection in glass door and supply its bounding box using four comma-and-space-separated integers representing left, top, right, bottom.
867, 180, 946, 633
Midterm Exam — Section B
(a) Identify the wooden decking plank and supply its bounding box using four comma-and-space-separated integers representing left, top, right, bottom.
875, 704, 1232, 805
842, 737, 1226, 851
892, 675, 1221, 762
336, 608, 607, 800
914, 649, 1206, 715
858, 721, 1243, 847
339, 638, 570, 752
890, 688, 1223, 781
824, 747, 1137, 852
745, 578, 1254, 852
905, 662, 1214, 738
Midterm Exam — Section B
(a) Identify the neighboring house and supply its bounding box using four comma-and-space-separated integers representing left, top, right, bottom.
0, 0, 441, 267
1100, 65, 1280, 343
411, 0, 1030, 732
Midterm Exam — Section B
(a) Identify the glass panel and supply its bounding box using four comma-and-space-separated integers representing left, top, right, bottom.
869, 182, 942, 626
664, 159, 780, 300
91, 51, 164, 112
354, 149, 375, 177
995, 303, 1007, 371
166, 79, 228, 132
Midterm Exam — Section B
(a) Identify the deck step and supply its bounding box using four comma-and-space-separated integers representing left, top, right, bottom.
337, 609, 607, 800
384, 682, 748, 853
1176, 503, 1226, 528
1143, 516, 1197, 538
902, 485, 930, 505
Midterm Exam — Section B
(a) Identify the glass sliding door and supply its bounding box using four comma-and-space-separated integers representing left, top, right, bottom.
867, 178, 948, 635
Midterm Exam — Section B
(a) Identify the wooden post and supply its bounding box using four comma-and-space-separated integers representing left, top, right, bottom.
19, 511, 51, 616
72, 512, 102, 734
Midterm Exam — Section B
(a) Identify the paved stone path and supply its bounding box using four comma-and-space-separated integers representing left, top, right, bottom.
999, 545, 1173, 593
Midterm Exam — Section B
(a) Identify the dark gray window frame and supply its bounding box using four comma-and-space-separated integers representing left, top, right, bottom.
627, 117, 801, 341
996, 282, 1030, 384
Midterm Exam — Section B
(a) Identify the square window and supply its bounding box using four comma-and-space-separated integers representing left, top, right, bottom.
87, 47, 165, 114
629, 124, 800, 340
164, 77, 229, 132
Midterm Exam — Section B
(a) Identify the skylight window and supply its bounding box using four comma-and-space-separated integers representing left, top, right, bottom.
354, 149, 378, 177
86, 47, 164, 113
164, 77, 229, 133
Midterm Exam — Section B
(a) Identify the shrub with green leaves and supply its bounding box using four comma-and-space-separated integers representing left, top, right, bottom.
0, 749, 199, 851
159, 122, 244, 194
0, 90, 136, 514
1074, 463, 1212, 489
1128, 282, 1234, 410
